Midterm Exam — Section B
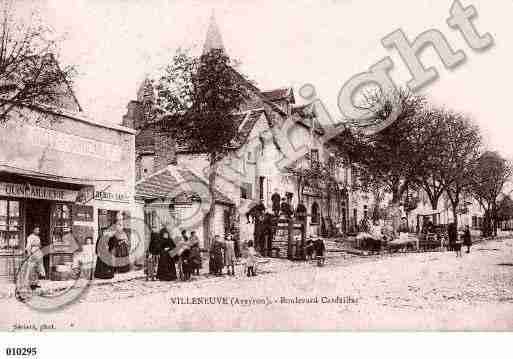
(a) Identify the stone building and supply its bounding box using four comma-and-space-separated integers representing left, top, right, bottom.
0, 73, 137, 282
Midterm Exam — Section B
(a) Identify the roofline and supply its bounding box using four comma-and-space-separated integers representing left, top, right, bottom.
28, 103, 136, 135
135, 164, 235, 206
262, 87, 294, 102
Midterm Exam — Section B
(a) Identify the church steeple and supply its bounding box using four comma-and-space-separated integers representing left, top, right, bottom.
202, 12, 225, 55
137, 77, 154, 104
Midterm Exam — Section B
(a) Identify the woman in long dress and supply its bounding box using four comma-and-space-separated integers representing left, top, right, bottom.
114, 223, 130, 273
210, 235, 224, 275
156, 228, 177, 281
462, 225, 472, 253
94, 229, 116, 279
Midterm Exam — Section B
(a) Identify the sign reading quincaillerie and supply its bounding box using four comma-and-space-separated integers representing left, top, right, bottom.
0, 182, 78, 202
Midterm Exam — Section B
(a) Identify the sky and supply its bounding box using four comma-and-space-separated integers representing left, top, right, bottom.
22, 0, 513, 158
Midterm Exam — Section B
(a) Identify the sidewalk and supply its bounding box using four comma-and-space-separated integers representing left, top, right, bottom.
0, 269, 147, 298
0, 257, 289, 298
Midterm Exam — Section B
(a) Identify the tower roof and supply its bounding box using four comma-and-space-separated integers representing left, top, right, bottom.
202, 12, 225, 55
137, 77, 154, 103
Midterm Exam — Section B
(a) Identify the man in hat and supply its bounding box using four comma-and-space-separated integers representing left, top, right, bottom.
271, 190, 281, 217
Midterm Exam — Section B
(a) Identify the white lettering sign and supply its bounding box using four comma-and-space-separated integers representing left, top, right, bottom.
94, 190, 130, 203
0, 182, 78, 202
25, 125, 122, 162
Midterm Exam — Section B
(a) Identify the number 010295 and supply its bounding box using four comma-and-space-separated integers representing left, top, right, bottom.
5, 347, 38, 356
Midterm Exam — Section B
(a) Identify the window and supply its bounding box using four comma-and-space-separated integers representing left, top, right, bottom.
311, 202, 320, 224
0, 200, 22, 250
328, 155, 336, 175
247, 152, 252, 161
51, 203, 72, 244
241, 182, 252, 200
259, 177, 265, 201
146, 210, 158, 231
310, 149, 319, 167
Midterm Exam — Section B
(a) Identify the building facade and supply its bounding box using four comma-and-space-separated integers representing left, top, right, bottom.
0, 102, 136, 282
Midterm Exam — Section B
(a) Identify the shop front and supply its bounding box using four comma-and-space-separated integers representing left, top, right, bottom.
0, 106, 136, 282
0, 177, 93, 281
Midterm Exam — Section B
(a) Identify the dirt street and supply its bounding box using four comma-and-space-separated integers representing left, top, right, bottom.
3, 237, 513, 330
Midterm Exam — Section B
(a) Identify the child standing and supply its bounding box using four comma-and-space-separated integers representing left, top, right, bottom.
224, 235, 236, 276
180, 246, 192, 281
314, 237, 326, 266
189, 231, 202, 275
246, 240, 257, 277
146, 231, 161, 281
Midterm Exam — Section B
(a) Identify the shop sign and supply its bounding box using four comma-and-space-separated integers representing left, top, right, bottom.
0, 182, 77, 201
26, 125, 122, 162
94, 190, 130, 203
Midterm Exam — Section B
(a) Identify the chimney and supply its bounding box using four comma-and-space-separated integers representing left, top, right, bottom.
153, 127, 177, 172
122, 100, 143, 129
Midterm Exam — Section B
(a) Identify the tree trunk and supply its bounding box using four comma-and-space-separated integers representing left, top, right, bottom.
492, 203, 498, 237
389, 188, 402, 235
205, 158, 218, 249
451, 203, 459, 228
483, 207, 492, 237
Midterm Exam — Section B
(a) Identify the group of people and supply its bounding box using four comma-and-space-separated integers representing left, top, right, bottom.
447, 223, 472, 257
94, 220, 131, 280
356, 218, 397, 252
208, 234, 258, 277
246, 192, 310, 256
304, 236, 326, 265
145, 228, 260, 281
145, 228, 202, 281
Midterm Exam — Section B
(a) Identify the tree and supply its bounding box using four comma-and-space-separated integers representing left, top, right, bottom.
497, 195, 513, 222
335, 88, 427, 231
155, 48, 250, 244
413, 108, 452, 211
0, 1, 76, 122
470, 151, 512, 236
284, 152, 338, 206
437, 110, 482, 227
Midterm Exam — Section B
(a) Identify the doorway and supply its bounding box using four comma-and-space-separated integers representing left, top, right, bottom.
25, 199, 51, 275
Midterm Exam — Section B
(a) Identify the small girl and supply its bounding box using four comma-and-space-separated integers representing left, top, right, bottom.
246, 240, 257, 277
